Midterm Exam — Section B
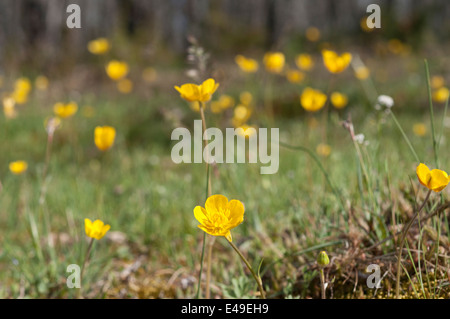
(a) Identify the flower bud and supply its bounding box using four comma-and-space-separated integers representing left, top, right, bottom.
317, 251, 330, 267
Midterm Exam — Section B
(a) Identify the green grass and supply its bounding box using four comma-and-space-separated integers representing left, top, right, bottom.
0, 51, 450, 299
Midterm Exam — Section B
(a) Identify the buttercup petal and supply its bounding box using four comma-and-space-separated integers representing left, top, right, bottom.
205, 194, 229, 215
194, 206, 209, 225
227, 200, 245, 227
416, 163, 431, 187
429, 169, 449, 192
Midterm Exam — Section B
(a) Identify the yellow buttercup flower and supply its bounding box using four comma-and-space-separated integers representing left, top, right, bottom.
12, 77, 32, 104
416, 163, 449, 193
360, 17, 374, 33
14, 77, 32, 94
175, 78, 219, 103
300, 87, 327, 112
117, 78, 133, 94
295, 54, 314, 71
316, 144, 331, 157
286, 70, 305, 83
3, 97, 17, 119
35, 76, 49, 91
106, 60, 129, 81
305, 27, 321, 42
94, 126, 116, 151
388, 39, 410, 55
413, 123, 427, 137
84, 218, 111, 240
431, 76, 444, 90
236, 125, 257, 138
235, 55, 259, 73
232, 105, 252, 126
354, 66, 370, 80
218, 95, 234, 110
263, 52, 285, 74
88, 38, 110, 55
322, 50, 352, 74
53, 102, 78, 119
9, 161, 28, 175
193, 194, 245, 242
432, 87, 449, 103
142, 67, 157, 83
211, 95, 235, 113
239, 91, 253, 106
330, 92, 348, 109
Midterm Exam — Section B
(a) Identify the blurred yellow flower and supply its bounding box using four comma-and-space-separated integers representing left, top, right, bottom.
413, 123, 427, 137
360, 17, 374, 33
106, 60, 129, 81
316, 144, 331, 157
239, 91, 253, 106
330, 92, 348, 109
235, 55, 259, 73
431, 76, 444, 90
236, 124, 257, 138
305, 27, 321, 42
432, 87, 449, 103
3, 97, 17, 119
117, 78, 133, 94
88, 38, 110, 55
416, 163, 449, 193
35, 76, 49, 91
286, 70, 305, 83
218, 95, 234, 110
193, 194, 245, 242
12, 77, 32, 104
210, 101, 222, 114
300, 87, 327, 112
232, 105, 252, 126
388, 39, 409, 55
263, 52, 285, 74
175, 78, 219, 103
354, 66, 370, 80
211, 95, 235, 113
295, 54, 314, 71
15, 77, 32, 93
142, 67, 157, 83
94, 126, 116, 151
85, 218, 111, 240
53, 102, 78, 119
9, 161, 28, 175
322, 50, 352, 74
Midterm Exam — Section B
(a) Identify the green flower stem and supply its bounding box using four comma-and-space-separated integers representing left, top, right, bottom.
395, 189, 432, 299
78, 237, 94, 298
319, 268, 326, 299
389, 111, 420, 163
228, 240, 266, 299
196, 102, 213, 299
424, 60, 439, 168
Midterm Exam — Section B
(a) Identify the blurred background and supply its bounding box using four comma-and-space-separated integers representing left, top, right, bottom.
0, 0, 449, 70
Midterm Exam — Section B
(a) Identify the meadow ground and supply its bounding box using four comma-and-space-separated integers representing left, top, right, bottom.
0, 39, 450, 299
